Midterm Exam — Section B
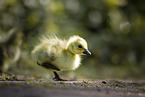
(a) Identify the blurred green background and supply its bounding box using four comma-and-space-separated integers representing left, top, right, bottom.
0, 0, 145, 80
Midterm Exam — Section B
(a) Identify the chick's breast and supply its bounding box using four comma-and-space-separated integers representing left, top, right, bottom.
52, 50, 81, 70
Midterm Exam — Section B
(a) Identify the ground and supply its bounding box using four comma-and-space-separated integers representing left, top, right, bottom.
0, 75, 145, 97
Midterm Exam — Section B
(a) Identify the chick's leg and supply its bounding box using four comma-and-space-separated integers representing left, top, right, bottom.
37, 62, 67, 81
53, 71, 67, 81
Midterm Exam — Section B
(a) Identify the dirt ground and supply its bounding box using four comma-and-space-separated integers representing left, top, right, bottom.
0, 79, 145, 97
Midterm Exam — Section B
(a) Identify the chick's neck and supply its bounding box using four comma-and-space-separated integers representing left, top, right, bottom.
66, 44, 76, 55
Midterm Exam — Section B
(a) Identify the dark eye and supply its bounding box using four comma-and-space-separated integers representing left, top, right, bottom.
78, 45, 82, 48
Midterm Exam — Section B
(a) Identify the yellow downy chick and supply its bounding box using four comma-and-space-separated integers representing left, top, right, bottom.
32, 35, 91, 81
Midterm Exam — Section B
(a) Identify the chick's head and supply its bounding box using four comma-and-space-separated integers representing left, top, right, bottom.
67, 36, 91, 55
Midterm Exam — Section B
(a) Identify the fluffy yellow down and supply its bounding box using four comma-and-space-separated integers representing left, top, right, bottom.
32, 35, 90, 71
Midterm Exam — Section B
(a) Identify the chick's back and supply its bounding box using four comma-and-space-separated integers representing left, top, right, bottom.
32, 36, 66, 62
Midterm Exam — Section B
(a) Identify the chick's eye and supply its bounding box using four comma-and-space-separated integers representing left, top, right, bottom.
78, 45, 82, 48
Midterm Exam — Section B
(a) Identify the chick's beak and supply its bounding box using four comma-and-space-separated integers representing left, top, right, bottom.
83, 49, 91, 55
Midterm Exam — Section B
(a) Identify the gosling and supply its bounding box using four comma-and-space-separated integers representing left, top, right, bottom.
32, 35, 91, 81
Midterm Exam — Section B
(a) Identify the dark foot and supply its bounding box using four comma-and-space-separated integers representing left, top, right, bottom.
53, 71, 67, 81
53, 77, 67, 81
37, 61, 61, 71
